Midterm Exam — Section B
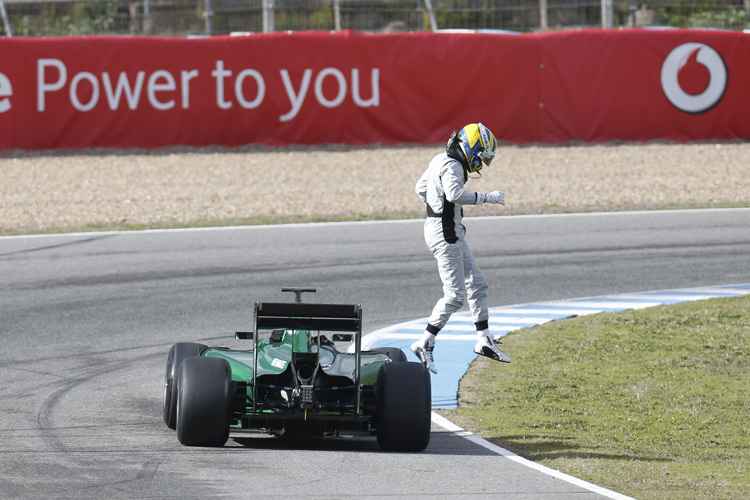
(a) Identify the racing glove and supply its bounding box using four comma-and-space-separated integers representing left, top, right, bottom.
484, 190, 506, 205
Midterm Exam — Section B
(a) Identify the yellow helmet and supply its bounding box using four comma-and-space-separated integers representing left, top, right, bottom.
457, 123, 497, 173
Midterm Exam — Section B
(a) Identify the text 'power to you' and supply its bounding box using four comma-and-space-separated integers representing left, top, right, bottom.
22, 59, 380, 120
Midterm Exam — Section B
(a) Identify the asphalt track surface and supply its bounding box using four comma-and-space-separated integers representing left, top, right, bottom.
2, 208, 749, 499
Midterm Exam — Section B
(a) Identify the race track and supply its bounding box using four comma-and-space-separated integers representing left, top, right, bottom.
1, 208, 749, 499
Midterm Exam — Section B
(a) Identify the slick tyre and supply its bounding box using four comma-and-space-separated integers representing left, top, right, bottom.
163, 342, 206, 429
176, 356, 232, 447
371, 346, 407, 363
376, 361, 431, 452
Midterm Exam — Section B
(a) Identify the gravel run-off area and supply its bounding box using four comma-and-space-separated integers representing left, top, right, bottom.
1, 141, 749, 235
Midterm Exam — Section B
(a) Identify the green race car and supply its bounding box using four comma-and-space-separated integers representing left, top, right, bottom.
162, 287, 432, 452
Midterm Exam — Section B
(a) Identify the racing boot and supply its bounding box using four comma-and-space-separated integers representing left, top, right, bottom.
411, 336, 437, 374
474, 332, 511, 363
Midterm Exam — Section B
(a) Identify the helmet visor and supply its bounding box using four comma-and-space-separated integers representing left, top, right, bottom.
479, 148, 495, 166
477, 122, 497, 166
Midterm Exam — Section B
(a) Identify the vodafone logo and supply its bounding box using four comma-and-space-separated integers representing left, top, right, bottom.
660, 43, 727, 114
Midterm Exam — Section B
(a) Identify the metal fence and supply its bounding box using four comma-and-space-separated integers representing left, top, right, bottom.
1, 0, 748, 37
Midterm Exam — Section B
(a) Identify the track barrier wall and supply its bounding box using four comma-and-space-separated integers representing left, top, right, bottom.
1, 29, 748, 150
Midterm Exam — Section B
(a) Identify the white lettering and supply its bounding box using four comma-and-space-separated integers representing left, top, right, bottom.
0, 72, 12, 113
181, 69, 199, 109
147, 70, 176, 110
102, 72, 145, 110
212, 60, 232, 110
32, 60, 377, 119
352, 68, 379, 107
69, 72, 99, 112
36, 59, 196, 112
314, 68, 346, 108
279, 68, 380, 121
235, 69, 265, 109
279, 69, 312, 122
37, 59, 67, 112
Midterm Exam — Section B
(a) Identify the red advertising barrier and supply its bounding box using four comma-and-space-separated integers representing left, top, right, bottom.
537, 29, 750, 143
0, 29, 748, 150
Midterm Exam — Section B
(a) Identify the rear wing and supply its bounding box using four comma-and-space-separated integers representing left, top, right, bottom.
254, 302, 362, 333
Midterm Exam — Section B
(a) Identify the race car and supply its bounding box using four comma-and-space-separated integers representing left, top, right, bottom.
162, 287, 432, 452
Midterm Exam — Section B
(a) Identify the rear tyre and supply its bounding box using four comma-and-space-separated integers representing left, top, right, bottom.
163, 342, 206, 429
176, 356, 232, 447
371, 346, 407, 363
376, 361, 431, 452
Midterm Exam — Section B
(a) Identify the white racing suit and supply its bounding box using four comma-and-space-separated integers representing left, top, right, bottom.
415, 152, 490, 333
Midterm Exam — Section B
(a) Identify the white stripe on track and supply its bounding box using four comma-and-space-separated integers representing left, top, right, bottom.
431, 412, 636, 500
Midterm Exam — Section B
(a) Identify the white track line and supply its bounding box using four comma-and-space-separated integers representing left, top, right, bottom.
431, 412, 636, 500
5, 207, 749, 240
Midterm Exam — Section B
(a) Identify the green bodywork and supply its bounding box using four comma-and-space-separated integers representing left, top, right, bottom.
202, 329, 388, 385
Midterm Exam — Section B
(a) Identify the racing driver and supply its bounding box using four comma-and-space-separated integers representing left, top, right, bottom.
412, 122, 511, 374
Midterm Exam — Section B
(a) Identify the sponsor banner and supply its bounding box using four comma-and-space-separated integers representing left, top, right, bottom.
0, 29, 748, 150
0, 32, 537, 150
537, 29, 750, 143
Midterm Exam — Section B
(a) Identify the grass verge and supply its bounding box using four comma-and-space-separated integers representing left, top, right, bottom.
443, 295, 750, 500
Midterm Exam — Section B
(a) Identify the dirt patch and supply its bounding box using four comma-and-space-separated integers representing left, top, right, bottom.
2, 141, 749, 234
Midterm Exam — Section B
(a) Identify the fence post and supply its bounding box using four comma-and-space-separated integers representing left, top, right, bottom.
204, 0, 214, 35
424, 0, 437, 31
263, 0, 275, 32
142, 0, 151, 34
334, 0, 341, 31
0, 0, 12, 36
601, 0, 613, 28
539, 0, 548, 30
